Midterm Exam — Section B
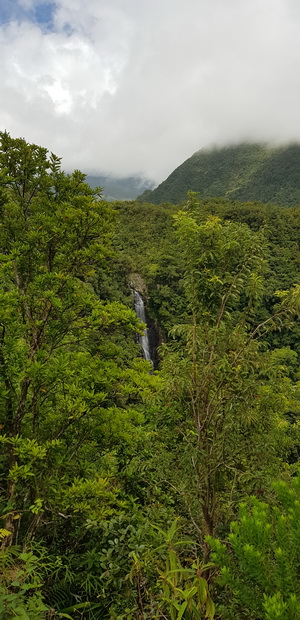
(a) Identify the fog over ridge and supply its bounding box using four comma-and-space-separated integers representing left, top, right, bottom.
0, 0, 300, 183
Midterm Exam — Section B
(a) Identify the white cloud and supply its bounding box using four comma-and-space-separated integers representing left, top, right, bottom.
1, 0, 300, 182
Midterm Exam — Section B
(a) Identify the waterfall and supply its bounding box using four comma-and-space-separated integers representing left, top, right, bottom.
133, 290, 153, 365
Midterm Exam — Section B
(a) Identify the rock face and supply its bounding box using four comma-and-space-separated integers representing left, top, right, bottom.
128, 272, 147, 296
138, 143, 300, 206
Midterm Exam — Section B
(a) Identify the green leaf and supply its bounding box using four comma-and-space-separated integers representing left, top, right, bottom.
177, 601, 187, 619
59, 602, 91, 612
205, 596, 215, 619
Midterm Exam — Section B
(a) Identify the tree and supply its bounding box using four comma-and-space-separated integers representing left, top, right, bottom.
158, 205, 300, 543
0, 132, 155, 558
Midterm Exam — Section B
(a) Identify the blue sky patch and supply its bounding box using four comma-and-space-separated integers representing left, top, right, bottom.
0, 1, 56, 32
34, 2, 56, 31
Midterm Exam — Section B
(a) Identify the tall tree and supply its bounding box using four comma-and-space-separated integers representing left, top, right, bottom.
0, 132, 153, 554
159, 207, 300, 541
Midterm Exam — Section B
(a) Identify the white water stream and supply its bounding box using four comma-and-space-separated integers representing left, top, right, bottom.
133, 290, 153, 365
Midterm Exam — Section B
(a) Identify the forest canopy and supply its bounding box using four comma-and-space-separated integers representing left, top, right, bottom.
1, 133, 300, 619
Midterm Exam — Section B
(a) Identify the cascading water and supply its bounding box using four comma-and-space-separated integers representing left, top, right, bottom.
133, 290, 153, 365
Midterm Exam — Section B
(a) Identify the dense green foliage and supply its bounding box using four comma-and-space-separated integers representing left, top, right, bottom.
0, 132, 160, 618
209, 475, 300, 619
139, 143, 300, 206
2, 133, 300, 618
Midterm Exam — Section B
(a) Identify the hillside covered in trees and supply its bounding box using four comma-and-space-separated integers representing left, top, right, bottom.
2, 132, 300, 619
139, 143, 300, 206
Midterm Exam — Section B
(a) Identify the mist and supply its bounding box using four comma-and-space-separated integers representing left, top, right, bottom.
1, 0, 300, 183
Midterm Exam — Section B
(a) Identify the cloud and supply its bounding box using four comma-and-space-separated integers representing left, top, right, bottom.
1, 0, 300, 182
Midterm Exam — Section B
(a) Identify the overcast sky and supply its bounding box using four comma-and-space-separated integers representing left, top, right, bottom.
1, 0, 300, 182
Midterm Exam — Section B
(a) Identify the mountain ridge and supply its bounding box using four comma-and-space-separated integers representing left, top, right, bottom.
138, 143, 300, 206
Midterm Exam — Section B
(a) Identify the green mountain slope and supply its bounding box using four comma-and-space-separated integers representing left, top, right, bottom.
139, 143, 300, 206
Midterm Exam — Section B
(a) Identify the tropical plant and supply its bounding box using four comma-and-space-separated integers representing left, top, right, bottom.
208, 473, 300, 619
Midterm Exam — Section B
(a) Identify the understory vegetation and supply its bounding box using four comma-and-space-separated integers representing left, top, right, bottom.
1, 132, 300, 618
